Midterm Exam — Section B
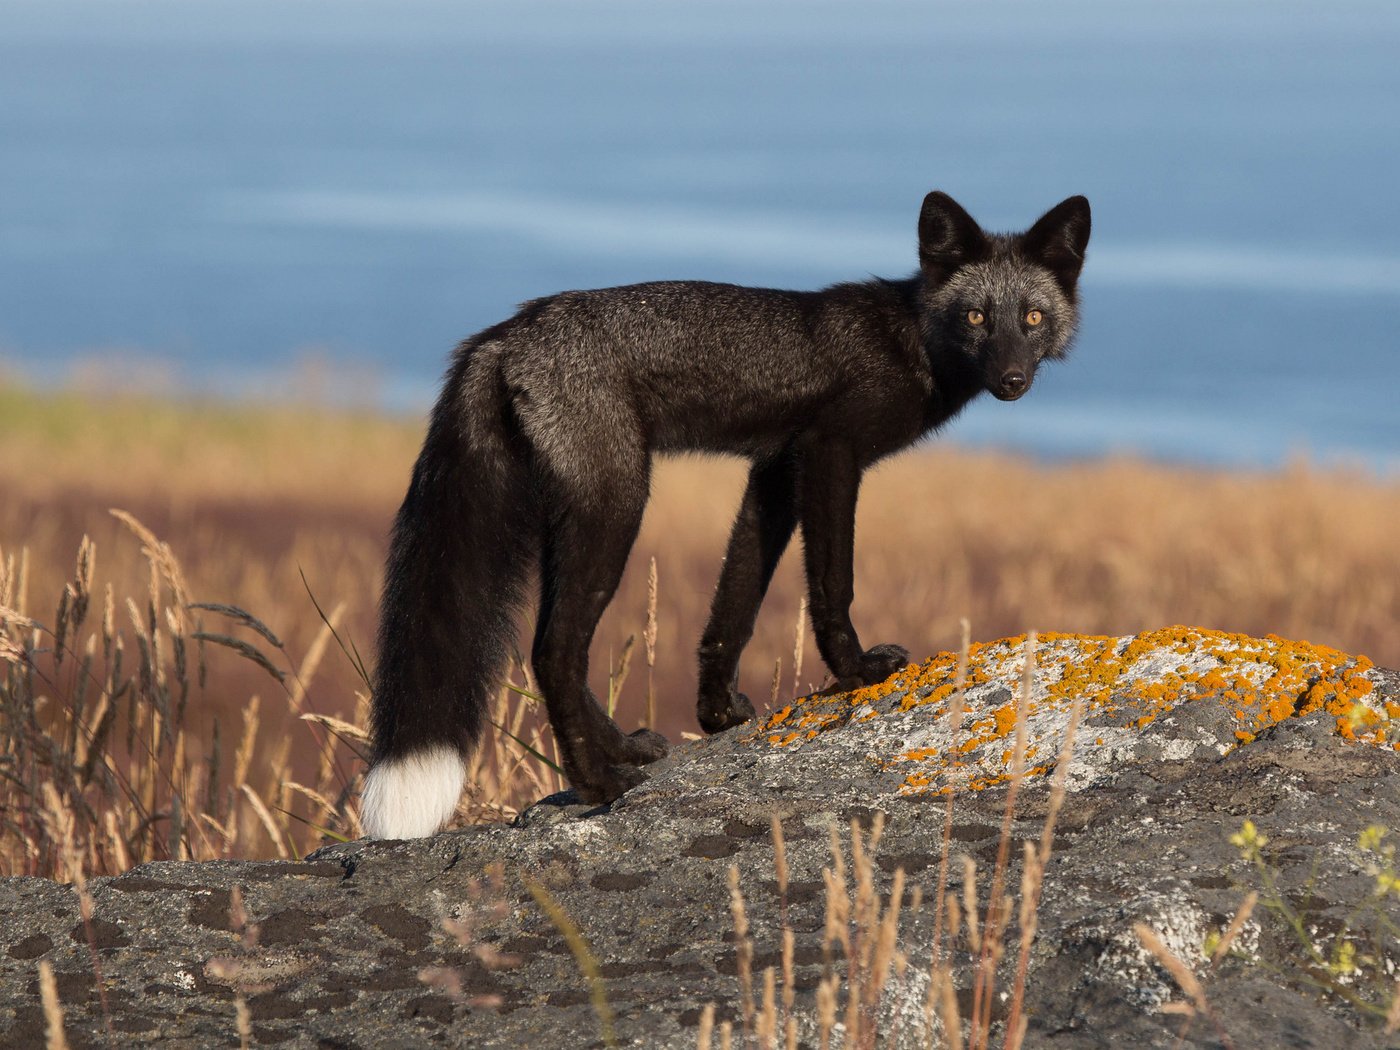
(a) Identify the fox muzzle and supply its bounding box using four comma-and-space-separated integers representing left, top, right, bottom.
994, 369, 1030, 400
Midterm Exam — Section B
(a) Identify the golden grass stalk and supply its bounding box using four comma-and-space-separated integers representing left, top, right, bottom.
727, 863, 757, 1040
792, 595, 808, 700
1004, 694, 1082, 1048
239, 784, 289, 860
960, 856, 980, 954
111, 510, 193, 626
868, 864, 906, 1032
288, 601, 340, 715
845, 822, 870, 1044
285, 781, 336, 822
38, 961, 70, 1050
816, 974, 837, 1050
234, 996, 252, 1050
417, 965, 464, 999
1133, 922, 1239, 1050
823, 832, 851, 964
40, 784, 87, 903
645, 556, 658, 730
102, 813, 130, 873
40, 782, 110, 1028
815, 815, 910, 1048
299, 712, 370, 744
192, 632, 286, 685
233, 696, 261, 794
932, 618, 972, 967
100, 582, 113, 663
266, 729, 295, 826
1003, 844, 1042, 1050
781, 927, 795, 1035
1006, 1015, 1029, 1050
772, 814, 789, 916
696, 1003, 715, 1049
524, 875, 616, 1048
606, 634, 636, 718
1133, 922, 1207, 1010
935, 964, 965, 1050
17, 548, 29, 617
1037, 698, 1083, 866
187, 602, 282, 649
0, 549, 20, 612
970, 631, 1036, 1047
758, 966, 777, 1049
1210, 891, 1258, 968
228, 884, 256, 947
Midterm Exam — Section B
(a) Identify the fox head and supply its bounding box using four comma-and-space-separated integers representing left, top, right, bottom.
916, 192, 1091, 401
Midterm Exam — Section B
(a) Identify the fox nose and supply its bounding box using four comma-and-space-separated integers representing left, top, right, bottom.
998, 370, 1028, 398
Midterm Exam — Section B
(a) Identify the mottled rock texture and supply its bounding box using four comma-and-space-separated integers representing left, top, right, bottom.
4, 629, 1400, 1048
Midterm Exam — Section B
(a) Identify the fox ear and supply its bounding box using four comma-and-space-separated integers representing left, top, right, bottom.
1021, 195, 1092, 292
918, 191, 987, 281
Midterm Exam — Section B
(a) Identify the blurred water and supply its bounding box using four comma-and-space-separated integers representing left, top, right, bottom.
2, 0, 1398, 469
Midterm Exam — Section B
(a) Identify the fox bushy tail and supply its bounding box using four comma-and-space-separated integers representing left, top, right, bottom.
361, 342, 537, 839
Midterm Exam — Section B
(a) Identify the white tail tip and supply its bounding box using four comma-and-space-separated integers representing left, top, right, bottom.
360, 746, 466, 839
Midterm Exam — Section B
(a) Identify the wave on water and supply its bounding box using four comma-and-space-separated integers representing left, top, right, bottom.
223, 188, 1400, 299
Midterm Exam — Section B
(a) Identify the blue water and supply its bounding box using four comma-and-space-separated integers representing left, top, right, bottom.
3, 0, 1398, 470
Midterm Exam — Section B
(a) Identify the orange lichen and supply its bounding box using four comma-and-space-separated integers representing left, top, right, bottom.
752, 626, 1383, 797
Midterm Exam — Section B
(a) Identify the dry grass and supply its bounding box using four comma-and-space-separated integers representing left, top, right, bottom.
2, 381, 1399, 879
701, 631, 1082, 1049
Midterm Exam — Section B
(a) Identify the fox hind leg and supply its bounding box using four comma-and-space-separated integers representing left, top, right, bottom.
531, 454, 668, 804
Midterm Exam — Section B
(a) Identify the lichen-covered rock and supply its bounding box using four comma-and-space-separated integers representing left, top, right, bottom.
3, 629, 1400, 1048
756, 626, 1388, 798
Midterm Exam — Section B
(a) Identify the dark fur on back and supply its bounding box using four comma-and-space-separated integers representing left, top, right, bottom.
363, 191, 1090, 837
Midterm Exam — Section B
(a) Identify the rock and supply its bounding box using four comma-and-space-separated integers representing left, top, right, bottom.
4, 627, 1400, 1048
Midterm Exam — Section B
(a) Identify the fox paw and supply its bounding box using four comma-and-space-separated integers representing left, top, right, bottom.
697, 689, 756, 734
859, 643, 912, 684
624, 727, 670, 764
573, 762, 648, 805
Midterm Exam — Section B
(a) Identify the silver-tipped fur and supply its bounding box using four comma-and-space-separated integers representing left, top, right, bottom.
360, 746, 466, 839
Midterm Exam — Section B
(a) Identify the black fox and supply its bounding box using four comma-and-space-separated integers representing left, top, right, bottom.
361, 191, 1091, 838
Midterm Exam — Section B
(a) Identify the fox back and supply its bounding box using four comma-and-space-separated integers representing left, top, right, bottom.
478, 192, 1087, 466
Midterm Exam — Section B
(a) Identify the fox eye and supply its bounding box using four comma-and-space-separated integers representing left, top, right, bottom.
966, 309, 985, 326
1025, 309, 1043, 326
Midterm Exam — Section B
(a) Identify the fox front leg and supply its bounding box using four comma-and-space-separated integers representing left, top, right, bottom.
797, 441, 910, 693
696, 454, 798, 732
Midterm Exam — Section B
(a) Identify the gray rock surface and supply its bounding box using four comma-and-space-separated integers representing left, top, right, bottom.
5, 629, 1400, 1048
